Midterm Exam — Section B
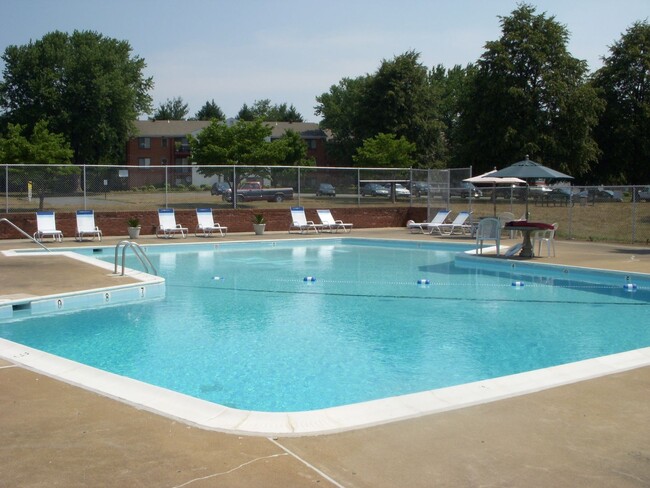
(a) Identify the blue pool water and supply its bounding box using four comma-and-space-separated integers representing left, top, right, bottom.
1, 239, 650, 412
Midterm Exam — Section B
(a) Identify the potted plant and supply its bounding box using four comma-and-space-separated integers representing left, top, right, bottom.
127, 217, 141, 239
251, 214, 266, 235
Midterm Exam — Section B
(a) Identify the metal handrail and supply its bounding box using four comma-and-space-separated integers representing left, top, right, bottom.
0, 218, 51, 252
114, 240, 157, 276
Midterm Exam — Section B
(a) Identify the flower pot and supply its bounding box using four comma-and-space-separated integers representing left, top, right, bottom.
253, 223, 266, 235
127, 226, 141, 239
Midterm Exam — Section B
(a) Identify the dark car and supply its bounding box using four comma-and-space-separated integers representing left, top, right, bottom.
546, 187, 574, 203
450, 181, 482, 198
577, 189, 623, 202
210, 182, 230, 195
410, 181, 430, 197
316, 183, 336, 197
361, 183, 389, 197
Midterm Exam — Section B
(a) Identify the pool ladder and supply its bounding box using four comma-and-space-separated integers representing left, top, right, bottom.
114, 240, 157, 276
0, 218, 51, 251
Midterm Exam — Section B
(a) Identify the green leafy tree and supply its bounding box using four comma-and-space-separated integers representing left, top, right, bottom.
193, 99, 226, 121
189, 119, 297, 195
592, 21, 650, 184
454, 4, 603, 177
0, 30, 153, 164
316, 52, 448, 167
152, 96, 189, 120
353, 133, 416, 167
237, 99, 304, 122
315, 75, 371, 164
0, 121, 76, 209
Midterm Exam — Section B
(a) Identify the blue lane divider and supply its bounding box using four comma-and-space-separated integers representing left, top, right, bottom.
417, 279, 430, 285
623, 283, 637, 291
303, 276, 317, 282
511, 281, 525, 288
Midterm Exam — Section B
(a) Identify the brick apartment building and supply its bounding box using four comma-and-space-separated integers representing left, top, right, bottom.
125, 120, 330, 187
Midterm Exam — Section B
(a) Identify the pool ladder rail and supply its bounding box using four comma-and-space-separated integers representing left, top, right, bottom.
114, 240, 157, 276
0, 217, 51, 252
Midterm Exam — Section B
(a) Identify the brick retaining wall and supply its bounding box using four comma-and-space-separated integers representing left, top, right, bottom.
0, 207, 429, 239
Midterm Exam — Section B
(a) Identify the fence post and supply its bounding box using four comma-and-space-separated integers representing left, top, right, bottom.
297, 167, 301, 206
83, 165, 87, 210
4, 164, 8, 213
164, 165, 168, 208
632, 185, 637, 242
357, 168, 361, 207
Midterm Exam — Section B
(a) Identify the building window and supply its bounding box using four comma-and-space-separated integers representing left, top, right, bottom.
161, 137, 168, 148
138, 137, 151, 149
138, 158, 151, 167
307, 139, 317, 149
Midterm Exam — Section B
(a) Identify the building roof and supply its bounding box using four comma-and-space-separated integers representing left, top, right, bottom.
133, 120, 327, 140
133, 120, 210, 137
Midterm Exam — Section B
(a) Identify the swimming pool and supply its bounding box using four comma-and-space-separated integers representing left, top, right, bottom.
1, 238, 650, 420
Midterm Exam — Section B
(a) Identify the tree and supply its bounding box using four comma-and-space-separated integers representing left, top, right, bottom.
454, 4, 603, 177
0, 30, 153, 165
193, 99, 225, 121
353, 133, 416, 167
592, 21, 650, 184
189, 119, 299, 195
316, 52, 448, 167
0, 120, 76, 209
237, 99, 304, 122
152, 96, 189, 120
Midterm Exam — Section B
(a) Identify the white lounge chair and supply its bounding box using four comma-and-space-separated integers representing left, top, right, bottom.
289, 206, 320, 234
195, 208, 227, 237
475, 217, 501, 255
434, 211, 473, 236
34, 211, 63, 242
75, 209, 102, 242
156, 208, 188, 238
407, 210, 450, 234
317, 209, 352, 233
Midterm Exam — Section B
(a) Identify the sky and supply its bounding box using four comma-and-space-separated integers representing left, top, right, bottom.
3, 0, 648, 122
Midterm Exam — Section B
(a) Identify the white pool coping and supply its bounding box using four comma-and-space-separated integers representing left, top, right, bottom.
3, 337, 650, 436
2, 241, 650, 437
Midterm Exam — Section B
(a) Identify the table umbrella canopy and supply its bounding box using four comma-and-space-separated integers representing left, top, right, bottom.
491, 156, 573, 181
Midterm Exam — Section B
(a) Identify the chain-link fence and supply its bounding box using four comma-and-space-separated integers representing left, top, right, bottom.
2, 164, 650, 243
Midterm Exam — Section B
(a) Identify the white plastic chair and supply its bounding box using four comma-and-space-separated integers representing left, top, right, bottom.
34, 211, 63, 242
75, 210, 102, 241
156, 208, 188, 238
195, 208, 227, 237
289, 207, 320, 234
533, 223, 558, 257
497, 211, 516, 238
317, 209, 352, 233
407, 210, 450, 234
475, 217, 501, 255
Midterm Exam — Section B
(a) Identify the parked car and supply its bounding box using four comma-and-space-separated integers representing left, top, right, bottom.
636, 187, 650, 201
315, 183, 336, 197
361, 183, 389, 197
210, 181, 230, 195
577, 189, 623, 202
546, 187, 574, 204
450, 181, 482, 198
528, 185, 554, 198
388, 183, 411, 197
410, 181, 429, 197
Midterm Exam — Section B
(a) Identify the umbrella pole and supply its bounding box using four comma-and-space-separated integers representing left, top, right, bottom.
493, 183, 496, 216
525, 184, 530, 220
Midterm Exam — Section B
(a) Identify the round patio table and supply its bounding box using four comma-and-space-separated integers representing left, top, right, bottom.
504, 222, 555, 258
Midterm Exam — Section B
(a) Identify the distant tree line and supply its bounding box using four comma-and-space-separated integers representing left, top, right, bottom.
0, 4, 648, 185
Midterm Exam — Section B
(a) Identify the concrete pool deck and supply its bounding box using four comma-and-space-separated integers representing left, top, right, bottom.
1, 230, 650, 486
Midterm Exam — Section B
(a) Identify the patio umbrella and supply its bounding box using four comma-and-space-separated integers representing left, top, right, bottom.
464, 171, 526, 216
491, 156, 573, 218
